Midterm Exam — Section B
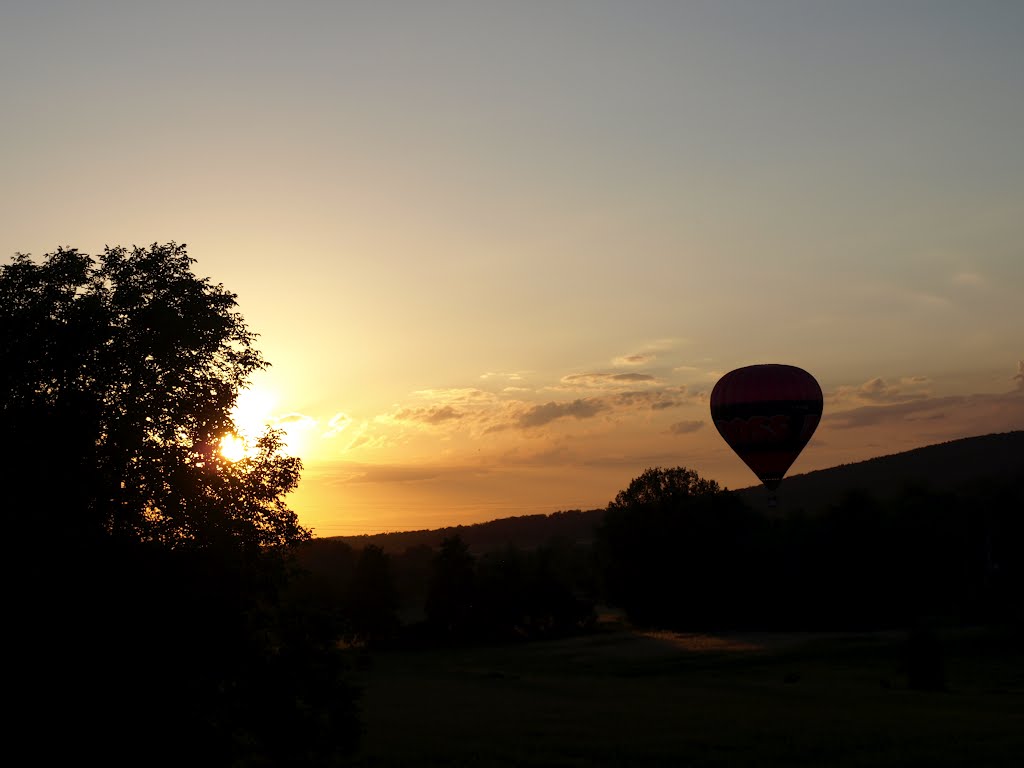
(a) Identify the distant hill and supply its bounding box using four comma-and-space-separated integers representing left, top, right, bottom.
324, 431, 1024, 553
327, 508, 606, 555
737, 430, 1024, 513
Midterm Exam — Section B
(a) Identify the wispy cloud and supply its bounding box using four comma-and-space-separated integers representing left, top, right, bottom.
613, 387, 688, 409
951, 271, 986, 287
830, 387, 1024, 431
348, 465, 446, 484
667, 419, 704, 435
613, 353, 654, 366
275, 412, 316, 427
322, 412, 352, 437
518, 398, 607, 428
822, 363, 1024, 436
829, 396, 963, 429
393, 405, 464, 425
375, 370, 696, 439
411, 387, 497, 404
560, 372, 657, 389
830, 376, 931, 406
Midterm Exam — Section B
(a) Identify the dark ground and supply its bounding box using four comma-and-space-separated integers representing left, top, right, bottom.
350, 621, 1024, 767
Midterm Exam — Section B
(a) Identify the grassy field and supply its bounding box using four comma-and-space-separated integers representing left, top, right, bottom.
350, 623, 1024, 767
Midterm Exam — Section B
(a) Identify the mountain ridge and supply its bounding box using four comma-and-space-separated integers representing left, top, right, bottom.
323, 431, 1024, 553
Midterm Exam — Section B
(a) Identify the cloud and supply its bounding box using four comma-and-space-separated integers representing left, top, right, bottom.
349, 434, 371, 450
830, 376, 930, 406
322, 412, 352, 438
829, 396, 964, 429
512, 385, 691, 430
610, 372, 655, 382
828, 387, 1024, 431
561, 372, 657, 389
952, 272, 986, 287
613, 354, 654, 366
667, 420, 704, 435
382, 389, 502, 430
380, 372, 696, 439
518, 399, 607, 429
393, 405, 464, 425
612, 386, 688, 409
348, 466, 445, 484
276, 412, 316, 427
859, 377, 906, 402
411, 387, 496, 404
480, 371, 526, 381
651, 399, 684, 410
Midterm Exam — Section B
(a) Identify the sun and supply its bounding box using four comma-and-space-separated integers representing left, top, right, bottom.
219, 433, 249, 462
219, 387, 278, 461
218, 386, 315, 461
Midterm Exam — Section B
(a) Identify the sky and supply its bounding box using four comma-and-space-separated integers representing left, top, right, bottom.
3, 1, 1023, 536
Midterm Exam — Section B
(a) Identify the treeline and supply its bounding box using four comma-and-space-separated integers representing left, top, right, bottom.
599, 468, 1024, 631
291, 533, 597, 646
295, 466, 1024, 647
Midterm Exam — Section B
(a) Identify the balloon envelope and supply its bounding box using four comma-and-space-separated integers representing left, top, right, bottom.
710, 364, 822, 491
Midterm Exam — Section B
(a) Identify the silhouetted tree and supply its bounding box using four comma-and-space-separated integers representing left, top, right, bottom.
810, 488, 890, 628
608, 466, 723, 511
473, 542, 595, 641
597, 466, 756, 628
476, 545, 529, 638
426, 534, 477, 639
1, 244, 357, 765
0, 244, 307, 549
520, 541, 597, 637
346, 545, 400, 645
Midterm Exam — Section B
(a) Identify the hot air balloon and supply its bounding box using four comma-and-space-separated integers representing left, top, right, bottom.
710, 364, 822, 495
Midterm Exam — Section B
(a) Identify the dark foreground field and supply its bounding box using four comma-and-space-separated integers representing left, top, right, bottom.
351, 623, 1024, 767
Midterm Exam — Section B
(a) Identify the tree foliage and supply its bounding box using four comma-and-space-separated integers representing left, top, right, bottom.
2, 244, 357, 765
345, 544, 400, 645
608, 466, 722, 511
598, 466, 755, 628
426, 534, 478, 639
0, 242, 307, 549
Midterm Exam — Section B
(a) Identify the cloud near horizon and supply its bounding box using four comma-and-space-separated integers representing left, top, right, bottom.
378, 374, 694, 438
613, 353, 654, 366
480, 371, 527, 381
392, 404, 464, 425
667, 419, 704, 435
951, 271, 987, 287
560, 372, 657, 389
518, 398, 607, 429
829, 375, 931, 406
322, 412, 352, 437
828, 387, 1024, 431
276, 412, 317, 427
